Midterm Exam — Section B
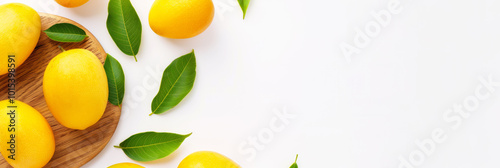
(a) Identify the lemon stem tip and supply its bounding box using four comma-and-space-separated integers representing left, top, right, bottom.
57, 45, 66, 52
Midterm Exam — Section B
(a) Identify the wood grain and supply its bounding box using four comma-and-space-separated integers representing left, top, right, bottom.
0, 13, 121, 168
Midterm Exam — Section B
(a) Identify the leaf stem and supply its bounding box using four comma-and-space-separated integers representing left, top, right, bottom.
114, 145, 122, 148
295, 154, 298, 162
149, 112, 153, 116
133, 55, 137, 62
58, 45, 66, 52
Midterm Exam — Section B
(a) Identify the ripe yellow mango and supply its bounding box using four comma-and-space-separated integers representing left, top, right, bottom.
0, 3, 41, 76
149, 0, 214, 39
108, 162, 145, 168
43, 49, 108, 130
55, 0, 89, 8
178, 151, 241, 168
0, 100, 55, 168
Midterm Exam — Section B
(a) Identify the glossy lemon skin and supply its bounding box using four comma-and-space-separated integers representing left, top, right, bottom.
0, 3, 41, 76
0, 100, 55, 168
178, 151, 241, 168
43, 49, 108, 130
108, 162, 145, 168
149, 0, 214, 39
55, 0, 90, 8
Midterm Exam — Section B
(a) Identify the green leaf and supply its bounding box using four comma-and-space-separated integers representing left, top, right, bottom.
104, 54, 125, 107
107, 0, 142, 62
150, 50, 196, 115
114, 132, 191, 162
290, 154, 298, 168
43, 23, 88, 42
238, 0, 250, 19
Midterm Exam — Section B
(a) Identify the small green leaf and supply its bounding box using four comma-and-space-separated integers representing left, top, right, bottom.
114, 132, 191, 162
290, 154, 298, 168
44, 23, 88, 42
104, 54, 125, 107
107, 0, 142, 62
150, 50, 196, 115
238, 0, 250, 19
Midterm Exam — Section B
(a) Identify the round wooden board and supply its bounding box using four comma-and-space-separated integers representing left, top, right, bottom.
0, 13, 121, 167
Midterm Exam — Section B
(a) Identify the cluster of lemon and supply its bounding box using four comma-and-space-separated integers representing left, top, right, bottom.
0, 3, 109, 168
0, 0, 240, 167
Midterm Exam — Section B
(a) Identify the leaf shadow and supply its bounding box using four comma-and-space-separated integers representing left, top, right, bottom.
66, 0, 108, 17
159, 23, 218, 49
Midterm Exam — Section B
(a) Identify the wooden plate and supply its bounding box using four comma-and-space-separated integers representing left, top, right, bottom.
0, 13, 121, 167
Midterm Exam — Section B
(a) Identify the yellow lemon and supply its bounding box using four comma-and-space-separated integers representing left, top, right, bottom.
0, 100, 55, 168
178, 151, 241, 168
149, 0, 214, 39
55, 0, 90, 8
43, 49, 108, 130
0, 3, 41, 76
108, 162, 145, 168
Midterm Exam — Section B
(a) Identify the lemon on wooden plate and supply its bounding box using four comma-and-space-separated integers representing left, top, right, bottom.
0, 3, 41, 76
43, 49, 108, 130
0, 100, 55, 168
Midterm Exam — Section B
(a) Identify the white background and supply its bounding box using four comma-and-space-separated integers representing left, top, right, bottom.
2, 0, 500, 167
